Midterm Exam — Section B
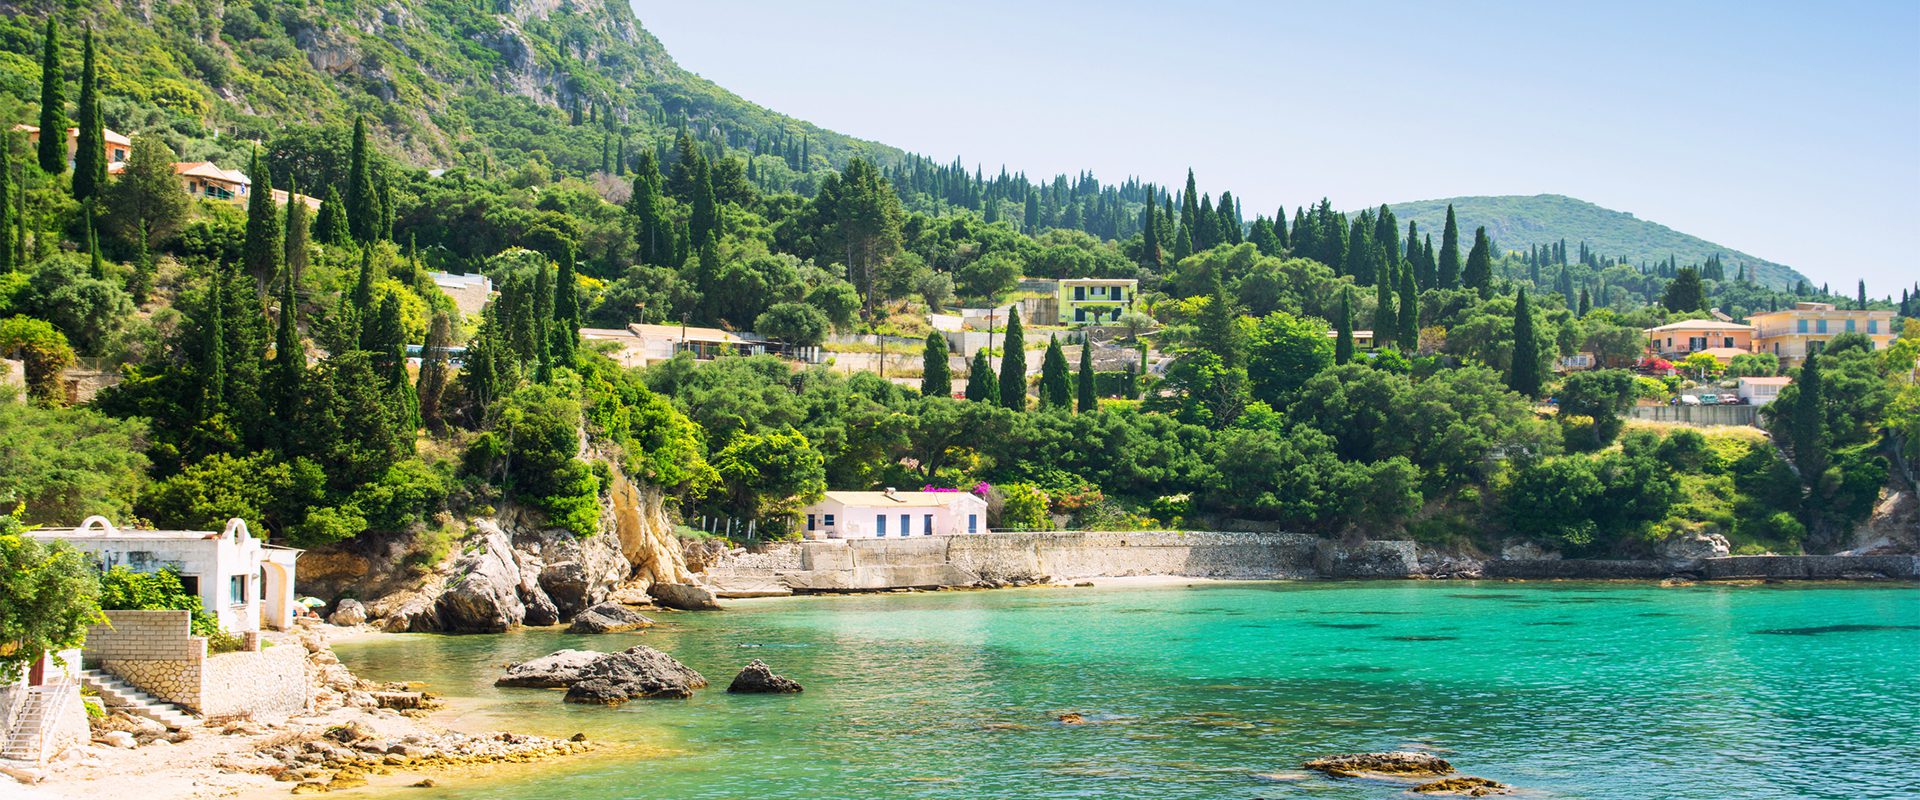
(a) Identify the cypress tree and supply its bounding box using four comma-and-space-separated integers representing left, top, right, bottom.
417, 311, 452, 434
628, 150, 671, 265
0, 139, 11, 272
920, 332, 951, 397
1196, 266, 1243, 367
1509, 288, 1541, 398
1334, 288, 1354, 365
284, 181, 311, 285
373, 293, 419, 431
1397, 263, 1419, 350
552, 249, 580, 367
1463, 227, 1493, 296
241, 145, 282, 287
1857, 280, 1867, 310
201, 267, 227, 418
965, 348, 997, 403
35, 19, 64, 175
1076, 337, 1095, 412
318, 186, 350, 246
1662, 267, 1705, 312
1040, 335, 1070, 409
85, 214, 101, 278
346, 117, 375, 242
532, 259, 553, 382
270, 261, 303, 449
1140, 201, 1160, 266
998, 307, 1026, 410
1023, 188, 1039, 234
1789, 353, 1827, 486
1438, 204, 1460, 289
1373, 268, 1396, 349
1577, 288, 1591, 317
73, 27, 105, 202
351, 246, 377, 349
689, 153, 717, 247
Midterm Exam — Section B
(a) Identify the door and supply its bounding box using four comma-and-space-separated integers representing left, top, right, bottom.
923, 514, 934, 536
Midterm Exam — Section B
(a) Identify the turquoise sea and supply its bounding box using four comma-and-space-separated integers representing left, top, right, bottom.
333, 581, 1920, 799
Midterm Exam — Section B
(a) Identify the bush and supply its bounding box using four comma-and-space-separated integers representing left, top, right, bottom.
995, 483, 1051, 531
99, 566, 218, 637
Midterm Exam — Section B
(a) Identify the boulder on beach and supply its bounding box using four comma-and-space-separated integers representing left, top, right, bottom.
495, 649, 608, 688
649, 582, 721, 611
1304, 752, 1453, 778
328, 599, 368, 626
565, 602, 655, 634
726, 659, 802, 694
561, 645, 706, 704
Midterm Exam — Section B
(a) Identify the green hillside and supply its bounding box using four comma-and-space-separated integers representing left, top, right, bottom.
1385, 194, 1809, 290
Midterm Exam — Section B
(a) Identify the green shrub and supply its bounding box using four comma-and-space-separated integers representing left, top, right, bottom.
98, 566, 218, 637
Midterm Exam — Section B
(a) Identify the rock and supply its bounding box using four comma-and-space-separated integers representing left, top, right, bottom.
101, 731, 136, 749
521, 589, 561, 627
649, 582, 721, 611
435, 522, 527, 633
324, 721, 375, 744
725, 659, 802, 693
1662, 531, 1731, 563
0, 764, 46, 784
1499, 541, 1560, 561
290, 781, 331, 795
411, 779, 437, 788
539, 561, 597, 618
1073, 581, 1095, 587
1414, 776, 1510, 796
561, 645, 706, 704
496, 649, 608, 688
566, 603, 655, 634
1304, 752, 1453, 778
1056, 713, 1085, 725
376, 591, 442, 633
328, 599, 368, 626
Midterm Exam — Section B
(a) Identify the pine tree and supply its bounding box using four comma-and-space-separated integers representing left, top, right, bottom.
966, 348, 997, 403
35, 19, 64, 175
1038, 335, 1070, 409
920, 332, 951, 397
1076, 337, 1095, 413
1196, 266, 1243, 367
1509, 288, 1541, 398
551, 249, 580, 368
998, 307, 1026, 410
346, 117, 376, 242
1397, 264, 1419, 350
1789, 352, 1827, 486
417, 311, 452, 433
241, 146, 282, 287
73, 27, 105, 202
1662, 267, 1705, 312
1438, 204, 1460, 289
1463, 227, 1493, 295
1334, 288, 1354, 365
269, 261, 303, 449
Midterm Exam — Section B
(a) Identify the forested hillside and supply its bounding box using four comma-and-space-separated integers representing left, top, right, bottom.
1388, 195, 1808, 291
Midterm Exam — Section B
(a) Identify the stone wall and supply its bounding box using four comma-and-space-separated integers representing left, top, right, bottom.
199, 640, 311, 719
946, 531, 1325, 581
1628, 404, 1758, 427
1702, 554, 1920, 580
87, 610, 207, 712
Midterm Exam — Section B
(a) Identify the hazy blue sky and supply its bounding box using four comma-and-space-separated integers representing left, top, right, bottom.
631, 1, 1919, 295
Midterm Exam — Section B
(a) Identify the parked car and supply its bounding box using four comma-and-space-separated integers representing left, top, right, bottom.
1679, 394, 1702, 406
1722, 394, 1744, 405
1699, 394, 1720, 405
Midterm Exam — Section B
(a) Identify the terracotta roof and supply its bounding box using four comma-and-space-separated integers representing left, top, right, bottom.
1645, 319, 1755, 332
628, 322, 745, 344
174, 161, 250, 186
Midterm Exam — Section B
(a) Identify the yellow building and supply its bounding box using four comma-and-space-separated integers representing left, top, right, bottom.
1057, 278, 1137, 325
12, 123, 132, 168
1748, 302, 1896, 366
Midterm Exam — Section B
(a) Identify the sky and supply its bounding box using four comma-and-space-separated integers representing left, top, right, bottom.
630, 0, 1920, 296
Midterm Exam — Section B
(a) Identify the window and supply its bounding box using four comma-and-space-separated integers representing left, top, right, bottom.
1722, 337, 1735, 348
1075, 307, 1086, 322
229, 575, 246, 606
1074, 286, 1086, 300
1868, 320, 1879, 334
924, 514, 934, 536
1845, 319, 1856, 333
1688, 337, 1706, 352
968, 514, 978, 534
807, 514, 816, 532
876, 515, 887, 537
823, 514, 835, 527
900, 514, 910, 538
1797, 320, 1808, 333
1816, 320, 1827, 334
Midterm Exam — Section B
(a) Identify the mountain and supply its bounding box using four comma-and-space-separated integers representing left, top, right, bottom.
1384, 194, 1809, 290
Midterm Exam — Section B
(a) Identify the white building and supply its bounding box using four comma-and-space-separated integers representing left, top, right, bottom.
799, 489, 990, 540
29, 517, 300, 633
429, 271, 494, 318
1737, 376, 1792, 407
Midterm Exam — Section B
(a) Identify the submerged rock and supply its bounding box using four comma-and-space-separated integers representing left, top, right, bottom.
565, 603, 655, 634
1413, 776, 1509, 796
1304, 752, 1453, 777
726, 659, 802, 693
561, 646, 706, 704
495, 649, 607, 688
650, 582, 721, 611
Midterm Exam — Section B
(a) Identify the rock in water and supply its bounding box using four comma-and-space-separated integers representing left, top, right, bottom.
1303, 752, 1454, 777
496, 649, 608, 688
561, 645, 707, 704
566, 603, 656, 634
435, 523, 527, 632
328, 598, 368, 626
1413, 776, 1510, 796
726, 659, 802, 693
649, 582, 721, 611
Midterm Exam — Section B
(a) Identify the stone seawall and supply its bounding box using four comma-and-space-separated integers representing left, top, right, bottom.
700, 533, 1920, 594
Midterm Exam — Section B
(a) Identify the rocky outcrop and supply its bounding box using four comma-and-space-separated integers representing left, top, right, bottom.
327, 599, 367, 626
649, 582, 721, 611
1306, 752, 1453, 777
610, 471, 699, 590
1413, 776, 1510, 796
495, 650, 607, 688
726, 660, 801, 694
434, 522, 527, 633
561, 646, 707, 705
1662, 531, 1731, 564
564, 603, 654, 634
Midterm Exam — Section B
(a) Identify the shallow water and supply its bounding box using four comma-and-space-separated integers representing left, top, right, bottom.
334, 581, 1920, 799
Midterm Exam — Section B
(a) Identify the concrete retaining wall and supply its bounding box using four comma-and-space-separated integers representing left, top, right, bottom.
199, 643, 310, 719
1629, 404, 1758, 427
1702, 554, 1920, 580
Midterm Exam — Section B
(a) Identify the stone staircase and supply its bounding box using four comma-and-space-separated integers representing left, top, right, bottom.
78, 670, 195, 730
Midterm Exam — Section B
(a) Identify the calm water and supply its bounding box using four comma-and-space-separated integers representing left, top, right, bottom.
333, 581, 1920, 799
